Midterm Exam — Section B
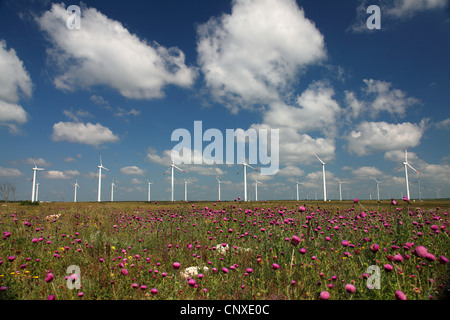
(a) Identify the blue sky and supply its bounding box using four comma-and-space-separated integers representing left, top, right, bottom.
0, 0, 449, 202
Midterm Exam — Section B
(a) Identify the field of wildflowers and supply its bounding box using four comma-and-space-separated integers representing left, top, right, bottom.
0, 199, 448, 300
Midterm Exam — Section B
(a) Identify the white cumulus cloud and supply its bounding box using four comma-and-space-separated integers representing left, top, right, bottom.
347, 120, 427, 156
0, 40, 32, 133
37, 3, 197, 99
196, 0, 326, 112
0, 167, 23, 177
120, 166, 146, 176
52, 121, 119, 146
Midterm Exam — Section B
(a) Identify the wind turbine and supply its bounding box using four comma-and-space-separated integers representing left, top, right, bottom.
31, 160, 45, 202
395, 147, 419, 201
216, 176, 224, 201
163, 163, 185, 202
236, 163, 258, 202
111, 179, 116, 202
314, 153, 327, 201
435, 187, 441, 199
97, 152, 110, 202
295, 180, 303, 201
183, 179, 191, 202
413, 173, 425, 202
146, 179, 153, 202
74, 179, 80, 202
373, 177, 383, 201
337, 179, 349, 201
254, 178, 263, 201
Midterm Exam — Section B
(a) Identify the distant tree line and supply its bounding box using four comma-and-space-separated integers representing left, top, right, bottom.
0, 183, 16, 202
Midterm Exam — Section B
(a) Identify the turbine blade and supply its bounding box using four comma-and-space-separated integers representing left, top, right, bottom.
163, 167, 171, 175
314, 153, 325, 164
394, 165, 403, 172
246, 164, 258, 171
173, 165, 185, 173
407, 163, 419, 173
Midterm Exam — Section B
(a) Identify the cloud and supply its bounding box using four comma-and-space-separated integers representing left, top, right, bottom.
262, 81, 341, 136
420, 163, 450, 184
304, 170, 338, 190
52, 121, 119, 146
130, 178, 143, 185
24, 157, 51, 167
90, 95, 111, 109
344, 79, 420, 120
120, 166, 146, 176
348, 0, 448, 33
146, 147, 174, 166
352, 166, 384, 178
114, 108, 141, 118
0, 167, 23, 177
347, 120, 427, 156
251, 124, 336, 167
344, 90, 366, 120
278, 166, 305, 177
0, 101, 28, 124
0, 40, 32, 133
186, 166, 227, 176
44, 170, 79, 179
196, 0, 326, 112
347, 1, 374, 33
362, 79, 420, 118
37, 3, 197, 99
63, 109, 93, 122
435, 118, 450, 130
384, 0, 448, 18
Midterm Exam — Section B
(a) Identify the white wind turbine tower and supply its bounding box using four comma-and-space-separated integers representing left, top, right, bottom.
31, 160, 45, 202
313, 153, 327, 201
216, 176, 224, 201
373, 177, 383, 202
110, 179, 116, 202
163, 163, 185, 202
146, 179, 153, 202
254, 178, 263, 201
295, 180, 303, 201
97, 152, 110, 202
395, 147, 419, 201
236, 163, 258, 202
35, 182, 39, 202
337, 179, 348, 201
184, 179, 191, 202
74, 179, 80, 202
414, 173, 424, 202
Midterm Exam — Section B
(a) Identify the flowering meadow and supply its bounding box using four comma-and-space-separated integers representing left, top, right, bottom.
0, 200, 449, 300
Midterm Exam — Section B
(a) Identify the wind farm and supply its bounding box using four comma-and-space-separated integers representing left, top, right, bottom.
11, 146, 446, 203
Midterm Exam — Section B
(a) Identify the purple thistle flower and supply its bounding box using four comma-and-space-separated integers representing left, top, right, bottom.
290, 235, 301, 246
345, 284, 356, 293
395, 290, 407, 300
319, 291, 330, 300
